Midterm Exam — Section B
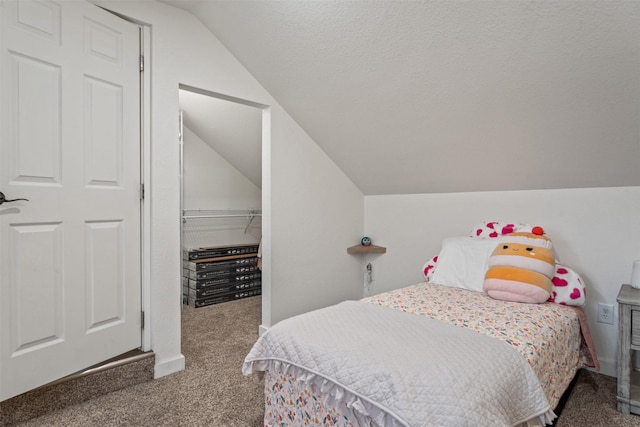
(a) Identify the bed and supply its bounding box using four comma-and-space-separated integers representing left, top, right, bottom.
243, 223, 599, 427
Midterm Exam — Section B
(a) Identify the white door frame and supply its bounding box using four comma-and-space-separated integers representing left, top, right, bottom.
177, 83, 271, 337
140, 24, 152, 352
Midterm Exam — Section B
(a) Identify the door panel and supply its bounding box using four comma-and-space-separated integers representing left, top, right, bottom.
9, 222, 64, 354
0, 0, 142, 401
9, 52, 62, 184
84, 77, 124, 186
85, 220, 126, 331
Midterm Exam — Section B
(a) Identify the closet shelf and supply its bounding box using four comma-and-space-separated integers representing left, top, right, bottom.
182, 209, 262, 233
182, 208, 261, 220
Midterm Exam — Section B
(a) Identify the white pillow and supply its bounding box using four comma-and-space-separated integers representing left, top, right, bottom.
430, 236, 498, 292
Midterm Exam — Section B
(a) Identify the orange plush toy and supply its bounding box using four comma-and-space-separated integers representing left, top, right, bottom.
483, 226, 555, 303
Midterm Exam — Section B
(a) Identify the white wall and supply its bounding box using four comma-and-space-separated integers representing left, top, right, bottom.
269, 108, 365, 324
182, 126, 261, 248
97, 0, 364, 378
365, 187, 640, 377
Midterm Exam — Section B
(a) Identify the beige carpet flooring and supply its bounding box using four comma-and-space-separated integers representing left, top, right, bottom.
15, 296, 264, 427
12, 295, 640, 427
555, 369, 640, 427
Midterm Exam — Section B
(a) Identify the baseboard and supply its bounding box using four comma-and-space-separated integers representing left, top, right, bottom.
258, 324, 269, 336
154, 354, 186, 379
593, 358, 616, 378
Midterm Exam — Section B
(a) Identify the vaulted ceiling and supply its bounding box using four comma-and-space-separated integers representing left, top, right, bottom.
163, 0, 640, 195
179, 87, 262, 188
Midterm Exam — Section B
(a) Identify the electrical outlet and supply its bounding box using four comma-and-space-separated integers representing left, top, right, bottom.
597, 303, 614, 325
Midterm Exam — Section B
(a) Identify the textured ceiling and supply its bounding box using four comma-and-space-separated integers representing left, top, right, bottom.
162, 0, 640, 195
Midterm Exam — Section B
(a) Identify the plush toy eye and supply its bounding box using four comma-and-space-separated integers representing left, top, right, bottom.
526, 247, 533, 251
503, 245, 509, 249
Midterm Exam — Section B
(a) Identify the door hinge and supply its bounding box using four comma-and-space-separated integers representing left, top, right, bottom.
140, 55, 144, 72
140, 183, 144, 200
141, 311, 145, 329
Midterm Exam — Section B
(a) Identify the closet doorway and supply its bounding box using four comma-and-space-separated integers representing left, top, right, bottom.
178, 84, 265, 317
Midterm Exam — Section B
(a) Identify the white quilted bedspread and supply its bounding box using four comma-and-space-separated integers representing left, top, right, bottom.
243, 300, 552, 427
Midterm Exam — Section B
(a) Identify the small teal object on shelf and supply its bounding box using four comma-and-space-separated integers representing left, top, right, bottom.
361, 236, 372, 247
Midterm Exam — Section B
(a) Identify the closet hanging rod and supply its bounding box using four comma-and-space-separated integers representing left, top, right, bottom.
183, 208, 260, 216
182, 209, 262, 224
182, 208, 261, 213
182, 213, 262, 220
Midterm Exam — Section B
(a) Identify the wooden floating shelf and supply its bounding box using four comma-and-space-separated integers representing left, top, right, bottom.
347, 244, 387, 254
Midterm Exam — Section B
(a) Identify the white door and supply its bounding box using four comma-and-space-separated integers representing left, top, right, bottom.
0, 0, 142, 401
